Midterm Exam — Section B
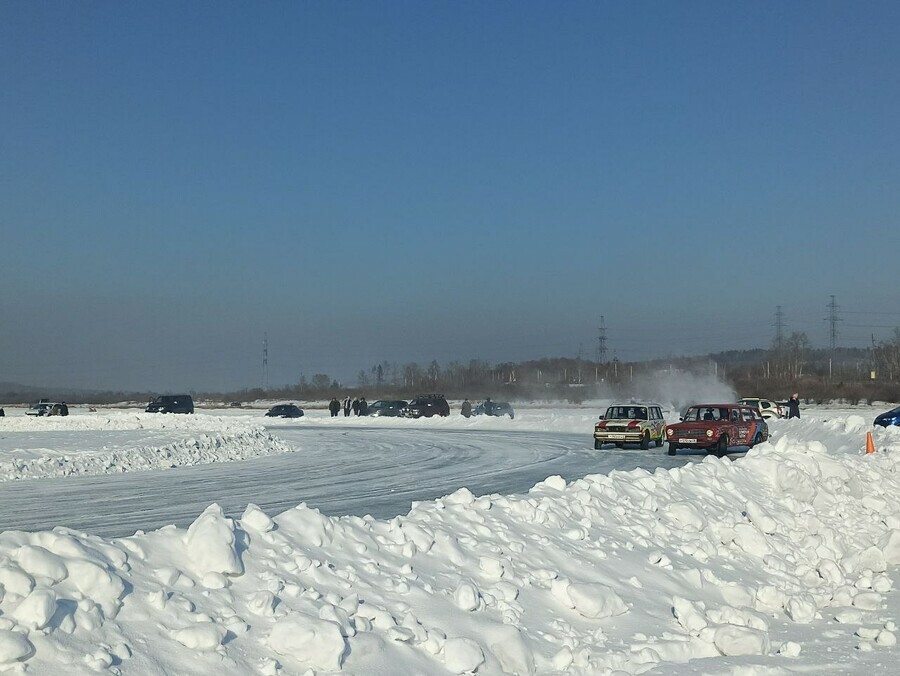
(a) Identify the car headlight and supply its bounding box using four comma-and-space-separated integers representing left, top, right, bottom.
666, 428, 673, 436
706, 429, 714, 437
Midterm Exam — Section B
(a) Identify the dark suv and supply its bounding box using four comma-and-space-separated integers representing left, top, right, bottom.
145, 395, 194, 414
402, 394, 450, 418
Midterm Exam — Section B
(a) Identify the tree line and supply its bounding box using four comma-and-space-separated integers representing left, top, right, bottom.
4, 330, 900, 406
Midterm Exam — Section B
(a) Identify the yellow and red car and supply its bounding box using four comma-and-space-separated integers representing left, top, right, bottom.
594, 404, 666, 450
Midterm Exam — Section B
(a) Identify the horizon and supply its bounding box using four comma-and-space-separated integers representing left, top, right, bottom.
3, 1, 899, 391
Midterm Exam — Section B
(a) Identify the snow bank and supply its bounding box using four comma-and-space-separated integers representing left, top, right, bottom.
1, 415, 900, 673
0, 413, 292, 481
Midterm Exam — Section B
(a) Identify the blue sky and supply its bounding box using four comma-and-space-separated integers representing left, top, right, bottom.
2, 1, 899, 392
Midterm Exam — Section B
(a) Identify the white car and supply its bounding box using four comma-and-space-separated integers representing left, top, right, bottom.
737, 397, 783, 420
594, 403, 666, 450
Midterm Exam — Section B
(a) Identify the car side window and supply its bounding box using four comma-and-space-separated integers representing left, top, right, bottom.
742, 408, 753, 422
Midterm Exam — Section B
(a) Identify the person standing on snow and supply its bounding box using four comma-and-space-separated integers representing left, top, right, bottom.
343, 396, 351, 416
788, 393, 800, 419
359, 397, 369, 416
352, 397, 361, 416
328, 398, 341, 417
483, 397, 493, 416
461, 399, 472, 417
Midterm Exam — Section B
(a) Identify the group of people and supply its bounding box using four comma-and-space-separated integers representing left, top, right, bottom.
328, 396, 368, 417
460, 397, 493, 418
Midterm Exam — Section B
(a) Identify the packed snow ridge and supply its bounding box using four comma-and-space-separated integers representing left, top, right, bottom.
0, 413, 293, 481
0, 415, 900, 673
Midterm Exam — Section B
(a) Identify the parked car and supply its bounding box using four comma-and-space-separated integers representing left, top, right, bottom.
26, 400, 68, 416
368, 400, 408, 417
737, 397, 783, 420
265, 404, 304, 418
665, 404, 768, 457
401, 394, 450, 418
874, 405, 900, 427
473, 401, 515, 419
145, 395, 194, 414
594, 403, 666, 450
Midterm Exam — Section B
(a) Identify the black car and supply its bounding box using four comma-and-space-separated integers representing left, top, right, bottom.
368, 400, 408, 417
265, 404, 304, 418
473, 401, 515, 419
146, 395, 194, 414
874, 405, 900, 427
401, 394, 450, 418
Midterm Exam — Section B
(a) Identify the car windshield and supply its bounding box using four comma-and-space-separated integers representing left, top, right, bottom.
370, 401, 388, 409
683, 407, 730, 421
605, 406, 647, 420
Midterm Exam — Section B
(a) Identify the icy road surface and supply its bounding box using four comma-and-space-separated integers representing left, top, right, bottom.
0, 424, 708, 537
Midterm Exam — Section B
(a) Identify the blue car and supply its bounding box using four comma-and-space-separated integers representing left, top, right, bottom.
874, 406, 900, 427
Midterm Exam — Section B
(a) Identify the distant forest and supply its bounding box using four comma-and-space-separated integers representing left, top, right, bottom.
5, 330, 900, 406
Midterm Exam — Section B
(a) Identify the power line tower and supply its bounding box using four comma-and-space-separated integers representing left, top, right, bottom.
597, 316, 608, 364
825, 295, 841, 352
825, 295, 841, 381
773, 306, 785, 350
262, 333, 269, 390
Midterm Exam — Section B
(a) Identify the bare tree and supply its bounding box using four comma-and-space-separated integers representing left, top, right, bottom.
784, 331, 810, 379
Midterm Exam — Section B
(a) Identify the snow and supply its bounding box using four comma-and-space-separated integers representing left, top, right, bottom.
0, 404, 899, 673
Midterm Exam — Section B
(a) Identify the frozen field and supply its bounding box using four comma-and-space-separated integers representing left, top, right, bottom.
0, 404, 900, 674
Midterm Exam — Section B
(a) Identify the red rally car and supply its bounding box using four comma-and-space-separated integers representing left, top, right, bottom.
664, 404, 768, 457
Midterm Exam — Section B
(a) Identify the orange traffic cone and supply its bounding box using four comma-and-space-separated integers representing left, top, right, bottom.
866, 431, 876, 454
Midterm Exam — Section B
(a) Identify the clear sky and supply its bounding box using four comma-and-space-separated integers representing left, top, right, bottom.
2, 1, 899, 392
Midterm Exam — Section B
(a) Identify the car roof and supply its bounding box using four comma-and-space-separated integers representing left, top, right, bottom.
607, 402, 662, 407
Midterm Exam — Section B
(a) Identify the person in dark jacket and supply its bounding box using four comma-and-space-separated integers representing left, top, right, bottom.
359, 397, 369, 416
788, 393, 800, 419
343, 396, 351, 417
483, 398, 493, 415
328, 398, 341, 417
461, 399, 472, 417
352, 398, 361, 416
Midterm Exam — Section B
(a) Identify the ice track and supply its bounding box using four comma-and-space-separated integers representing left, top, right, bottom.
0, 425, 707, 537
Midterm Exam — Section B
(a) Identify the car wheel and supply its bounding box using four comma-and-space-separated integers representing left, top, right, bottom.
667, 443, 677, 456
714, 435, 728, 458
594, 439, 602, 450
640, 431, 650, 450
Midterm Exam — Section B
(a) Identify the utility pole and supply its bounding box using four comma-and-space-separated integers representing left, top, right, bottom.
773, 306, 785, 350
826, 295, 841, 351
825, 295, 841, 381
597, 316, 608, 364
262, 333, 269, 390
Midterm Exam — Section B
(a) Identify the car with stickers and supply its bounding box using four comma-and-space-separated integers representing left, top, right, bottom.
664, 404, 768, 457
593, 403, 666, 450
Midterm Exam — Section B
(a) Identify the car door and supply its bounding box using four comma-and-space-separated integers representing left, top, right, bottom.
650, 407, 663, 439
733, 407, 753, 444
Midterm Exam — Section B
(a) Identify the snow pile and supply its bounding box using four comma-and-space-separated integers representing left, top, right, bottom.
0, 416, 899, 672
0, 413, 293, 481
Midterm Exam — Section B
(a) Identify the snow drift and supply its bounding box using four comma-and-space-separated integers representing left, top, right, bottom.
0, 415, 899, 673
